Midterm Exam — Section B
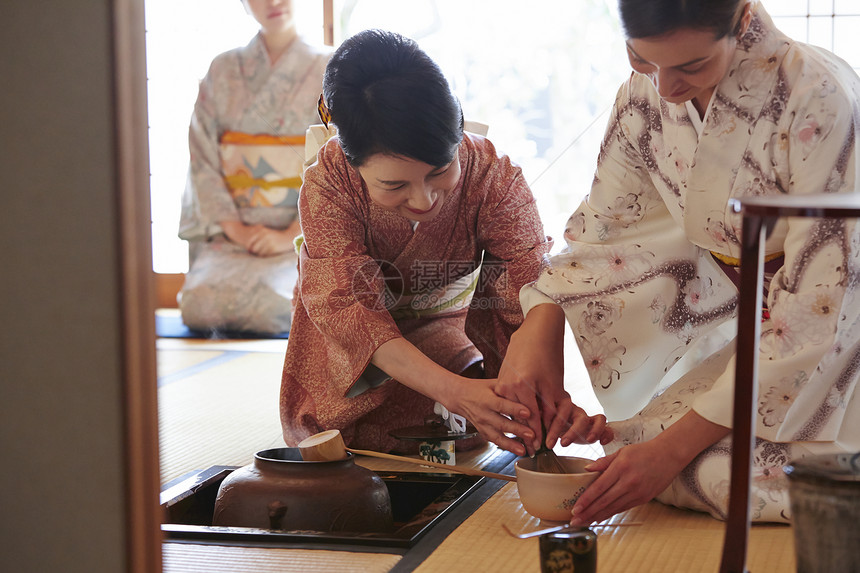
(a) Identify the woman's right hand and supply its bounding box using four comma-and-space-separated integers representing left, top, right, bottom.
220, 219, 263, 253
496, 303, 612, 453
496, 303, 567, 454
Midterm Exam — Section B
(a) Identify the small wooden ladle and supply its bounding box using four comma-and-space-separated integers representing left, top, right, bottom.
298, 429, 516, 482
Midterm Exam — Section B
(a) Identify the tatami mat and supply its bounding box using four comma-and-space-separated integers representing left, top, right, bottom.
157, 348, 227, 378
414, 482, 795, 573
162, 544, 401, 573
158, 345, 287, 485
156, 334, 794, 572
157, 336, 289, 354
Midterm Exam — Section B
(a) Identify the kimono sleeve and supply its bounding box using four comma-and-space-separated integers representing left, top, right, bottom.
297, 142, 403, 395
465, 147, 551, 377
178, 58, 240, 241
521, 82, 731, 421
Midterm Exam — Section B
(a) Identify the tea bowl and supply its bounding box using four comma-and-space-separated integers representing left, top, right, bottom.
515, 456, 598, 522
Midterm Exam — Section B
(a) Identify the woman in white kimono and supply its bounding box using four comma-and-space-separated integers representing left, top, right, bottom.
498, 0, 860, 525
178, 0, 329, 334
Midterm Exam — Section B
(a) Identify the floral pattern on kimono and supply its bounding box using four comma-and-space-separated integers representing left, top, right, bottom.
280, 133, 551, 452
177, 35, 329, 334
521, 4, 860, 522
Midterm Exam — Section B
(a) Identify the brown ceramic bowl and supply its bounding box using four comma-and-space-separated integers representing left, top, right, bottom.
515, 456, 598, 522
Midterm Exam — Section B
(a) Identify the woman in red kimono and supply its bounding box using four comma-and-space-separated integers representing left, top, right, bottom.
280, 29, 604, 454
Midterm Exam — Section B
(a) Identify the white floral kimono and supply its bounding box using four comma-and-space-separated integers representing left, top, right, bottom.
521, 4, 860, 522
178, 35, 329, 334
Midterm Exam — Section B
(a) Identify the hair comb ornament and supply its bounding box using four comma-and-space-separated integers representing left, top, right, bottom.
317, 93, 331, 129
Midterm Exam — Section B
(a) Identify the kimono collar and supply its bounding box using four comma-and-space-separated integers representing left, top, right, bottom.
240, 33, 321, 92
679, 4, 793, 255
708, 4, 792, 129
244, 33, 269, 66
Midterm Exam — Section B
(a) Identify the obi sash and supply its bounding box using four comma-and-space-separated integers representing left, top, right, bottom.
388, 263, 482, 321
220, 131, 305, 208
346, 262, 483, 398
710, 249, 785, 320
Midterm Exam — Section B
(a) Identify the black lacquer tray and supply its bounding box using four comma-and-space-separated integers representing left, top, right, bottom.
160, 465, 484, 551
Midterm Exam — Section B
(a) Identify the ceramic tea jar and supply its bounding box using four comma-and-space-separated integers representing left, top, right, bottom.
783, 452, 860, 573
213, 447, 394, 533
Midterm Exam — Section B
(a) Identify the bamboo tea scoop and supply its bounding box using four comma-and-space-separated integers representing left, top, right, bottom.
298, 429, 516, 482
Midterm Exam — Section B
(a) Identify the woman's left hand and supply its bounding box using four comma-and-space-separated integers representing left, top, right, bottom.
371, 337, 535, 455
445, 377, 536, 456
568, 440, 682, 527
568, 411, 730, 526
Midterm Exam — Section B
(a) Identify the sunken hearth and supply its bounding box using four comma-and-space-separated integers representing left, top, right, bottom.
161, 464, 493, 551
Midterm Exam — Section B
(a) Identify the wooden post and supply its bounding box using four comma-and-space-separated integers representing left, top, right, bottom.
113, 0, 163, 571
323, 0, 334, 46
719, 192, 860, 573
719, 210, 770, 573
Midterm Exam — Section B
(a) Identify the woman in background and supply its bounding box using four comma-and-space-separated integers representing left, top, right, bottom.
178, 0, 329, 334
279, 30, 606, 454
499, 0, 860, 525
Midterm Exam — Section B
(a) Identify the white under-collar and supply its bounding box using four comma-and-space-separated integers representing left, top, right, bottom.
685, 92, 716, 138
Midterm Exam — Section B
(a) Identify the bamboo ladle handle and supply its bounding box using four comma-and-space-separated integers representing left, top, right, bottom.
298, 429, 516, 482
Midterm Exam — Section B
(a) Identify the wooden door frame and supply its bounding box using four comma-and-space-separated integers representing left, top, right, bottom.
324, 0, 334, 45
113, 0, 163, 571
122, 3, 335, 569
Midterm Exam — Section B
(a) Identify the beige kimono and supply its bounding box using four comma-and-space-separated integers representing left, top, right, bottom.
178, 35, 329, 334
521, 5, 860, 522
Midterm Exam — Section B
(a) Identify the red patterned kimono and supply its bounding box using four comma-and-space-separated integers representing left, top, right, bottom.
280, 132, 550, 452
